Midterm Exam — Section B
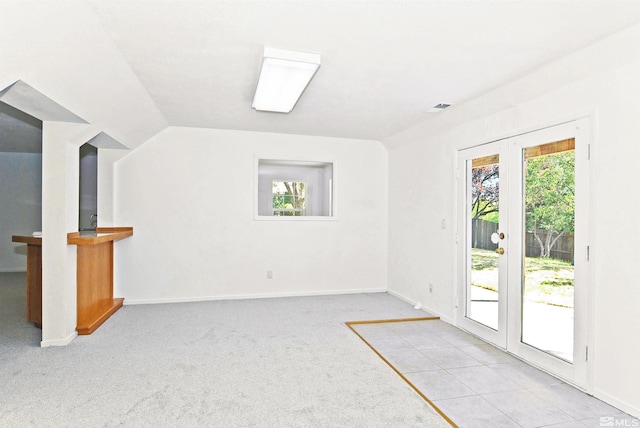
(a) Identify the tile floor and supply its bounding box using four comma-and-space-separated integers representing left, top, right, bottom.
350, 319, 638, 428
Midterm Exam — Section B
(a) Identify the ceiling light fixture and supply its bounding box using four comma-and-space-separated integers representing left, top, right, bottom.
252, 47, 321, 113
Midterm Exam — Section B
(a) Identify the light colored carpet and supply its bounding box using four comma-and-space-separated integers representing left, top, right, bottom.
0, 273, 451, 427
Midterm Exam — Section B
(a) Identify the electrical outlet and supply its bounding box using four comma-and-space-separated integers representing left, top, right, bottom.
267, 270, 273, 279
429, 283, 433, 293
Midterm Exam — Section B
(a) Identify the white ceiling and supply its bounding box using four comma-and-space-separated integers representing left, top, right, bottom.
3, 0, 640, 152
87, 0, 640, 141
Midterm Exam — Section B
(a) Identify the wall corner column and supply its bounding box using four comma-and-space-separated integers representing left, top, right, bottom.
40, 121, 86, 347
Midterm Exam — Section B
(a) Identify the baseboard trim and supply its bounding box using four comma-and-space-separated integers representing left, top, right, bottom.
592, 388, 640, 419
41, 331, 77, 348
123, 288, 388, 306
0, 269, 26, 273
386, 288, 455, 325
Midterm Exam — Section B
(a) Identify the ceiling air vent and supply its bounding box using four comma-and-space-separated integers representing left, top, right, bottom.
428, 103, 453, 113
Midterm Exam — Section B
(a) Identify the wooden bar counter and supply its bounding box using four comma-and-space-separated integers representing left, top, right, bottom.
67, 227, 133, 335
11, 235, 42, 328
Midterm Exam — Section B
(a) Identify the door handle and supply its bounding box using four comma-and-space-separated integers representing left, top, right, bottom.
495, 247, 505, 255
491, 232, 506, 243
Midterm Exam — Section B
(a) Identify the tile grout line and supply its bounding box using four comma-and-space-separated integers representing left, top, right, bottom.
428, 339, 577, 426
345, 318, 459, 428
349, 319, 528, 427
349, 317, 635, 426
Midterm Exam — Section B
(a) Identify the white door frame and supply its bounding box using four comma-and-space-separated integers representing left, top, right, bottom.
506, 119, 591, 388
456, 140, 509, 349
456, 119, 592, 389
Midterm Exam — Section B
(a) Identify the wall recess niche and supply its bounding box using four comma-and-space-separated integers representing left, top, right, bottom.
256, 158, 335, 220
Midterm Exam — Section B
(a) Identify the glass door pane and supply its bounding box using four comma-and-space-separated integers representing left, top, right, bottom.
467, 154, 501, 330
521, 139, 575, 362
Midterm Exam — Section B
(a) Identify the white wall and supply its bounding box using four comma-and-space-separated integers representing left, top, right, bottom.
1, 152, 42, 272
385, 26, 640, 416
41, 121, 87, 347
387, 136, 455, 320
113, 127, 388, 303
97, 148, 129, 228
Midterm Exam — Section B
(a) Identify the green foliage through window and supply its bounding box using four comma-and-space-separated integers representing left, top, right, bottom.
525, 150, 575, 258
273, 181, 306, 216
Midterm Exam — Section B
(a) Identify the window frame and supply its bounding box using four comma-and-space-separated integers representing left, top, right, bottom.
254, 155, 337, 221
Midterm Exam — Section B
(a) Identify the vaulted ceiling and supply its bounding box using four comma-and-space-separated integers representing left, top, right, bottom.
2, 1, 640, 152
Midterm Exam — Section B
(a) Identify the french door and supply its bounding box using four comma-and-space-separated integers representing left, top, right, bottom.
456, 120, 590, 388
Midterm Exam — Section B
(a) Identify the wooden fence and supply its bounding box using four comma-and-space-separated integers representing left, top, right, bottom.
472, 219, 574, 263
471, 218, 499, 251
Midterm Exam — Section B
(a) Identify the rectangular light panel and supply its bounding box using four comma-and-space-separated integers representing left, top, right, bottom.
252, 47, 320, 113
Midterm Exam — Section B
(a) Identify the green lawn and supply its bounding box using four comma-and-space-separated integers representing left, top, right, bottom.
471, 248, 574, 308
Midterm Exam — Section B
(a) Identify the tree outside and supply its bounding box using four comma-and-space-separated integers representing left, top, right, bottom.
525, 151, 575, 259
272, 181, 306, 216
470, 149, 576, 306
471, 164, 499, 222
470, 151, 575, 259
